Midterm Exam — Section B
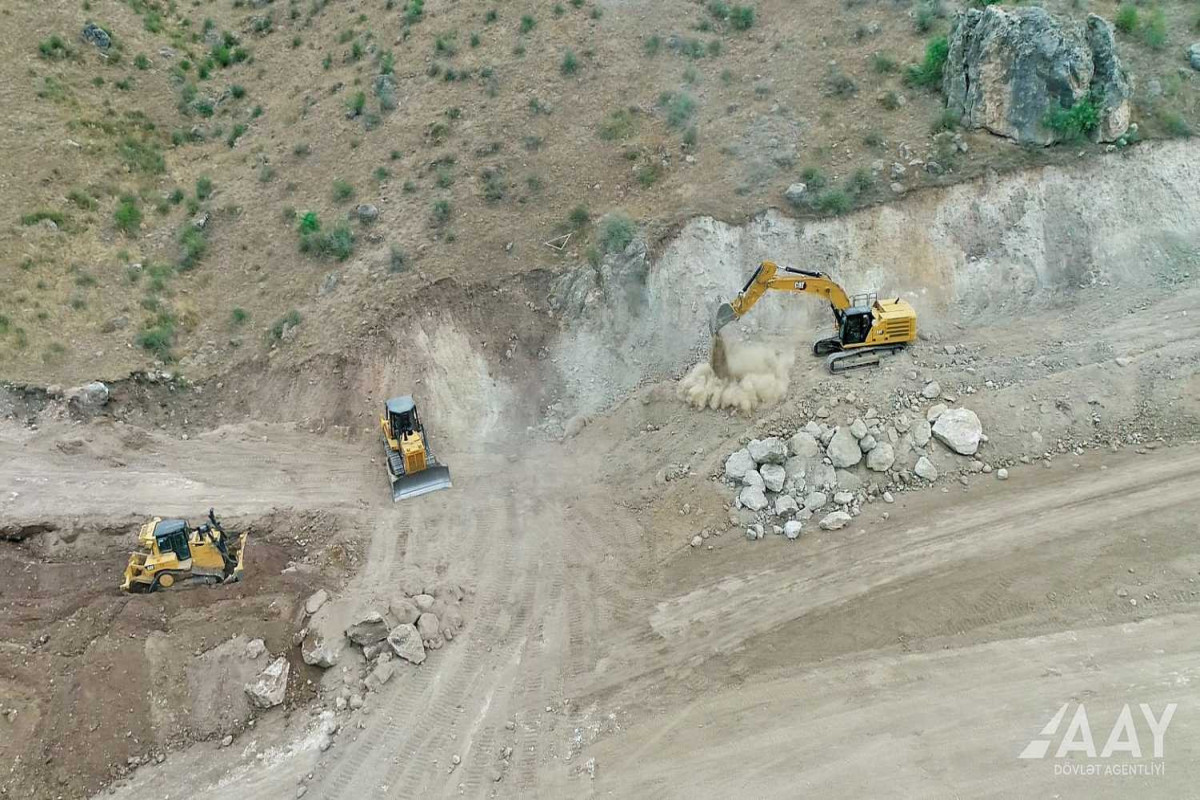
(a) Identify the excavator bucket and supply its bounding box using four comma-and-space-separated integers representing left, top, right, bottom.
391, 463, 452, 502
712, 301, 738, 333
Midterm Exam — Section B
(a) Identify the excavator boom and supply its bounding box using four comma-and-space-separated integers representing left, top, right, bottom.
713, 261, 851, 332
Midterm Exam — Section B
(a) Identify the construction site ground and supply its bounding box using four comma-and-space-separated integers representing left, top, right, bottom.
3, 226, 1200, 797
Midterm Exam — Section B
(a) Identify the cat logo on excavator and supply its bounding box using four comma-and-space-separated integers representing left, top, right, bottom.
380, 395, 452, 501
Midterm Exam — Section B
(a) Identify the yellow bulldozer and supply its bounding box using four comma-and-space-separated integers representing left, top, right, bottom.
381, 395, 452, 501
121, 509, 247, 592
714, 261, 918, 372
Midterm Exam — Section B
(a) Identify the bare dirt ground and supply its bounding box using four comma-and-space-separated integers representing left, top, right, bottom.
3, 255, 1199, 798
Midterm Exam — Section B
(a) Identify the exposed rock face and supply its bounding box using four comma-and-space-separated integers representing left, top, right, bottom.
944, 8, 1131, 144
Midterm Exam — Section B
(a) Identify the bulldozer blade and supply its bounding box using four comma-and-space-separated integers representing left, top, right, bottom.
712, 302, 737, 333
391, 464, 452, 502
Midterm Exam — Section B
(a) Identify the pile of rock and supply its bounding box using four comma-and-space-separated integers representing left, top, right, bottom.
300, 580, 469, 695
723, 397, 989, 541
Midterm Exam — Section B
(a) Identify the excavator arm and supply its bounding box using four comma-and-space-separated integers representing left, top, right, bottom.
713, 261, 851, 332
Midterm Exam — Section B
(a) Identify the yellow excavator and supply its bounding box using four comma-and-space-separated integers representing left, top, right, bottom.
714, 261, 917, 372
121, 509, 247, 592
381, 395, 452, 501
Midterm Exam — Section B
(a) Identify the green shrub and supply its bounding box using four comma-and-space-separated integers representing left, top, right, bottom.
179, 226, 207, 269
599, 108, 637, 140
481, 168, 505, 201
1158, 110, 1193, 138
1114, 4, 1138, 34
871, 53, 896, 74
298, 211, 320, 234
226, 123, 247, 148
905, 36, 948, 90
231, 307, 249, 324
519, 14, 536, 33
814, 191, 852, 215
430, 199, 452, 226
347, 90, 366, 116
20, 209, 65, 226
569, 205, 590, 227
134, 54, 151, 70
644, 35, 662, 56
230, 84, 246, 99
708, 1, 730, 20
1043, 97, 1099, 142
115, 196, 142, 235
300, 225, 355, 260
332, 179, 355, 202
561, 50, 579, 75
119, 137, 166, 174
660, 92, 696, 129
196, 176, 214, 199
1140, 8, 1166, 50
846, 168, 874, 197
800, 166, 827, 191
599, 212, 634, 253
38, 35, 72, 60
931, 107, 961, 133
730, 5, 755, 30
269, 309, 302, 340
68, 190, 97, 210
389, 246, 408, 272
137, 311, 177, 359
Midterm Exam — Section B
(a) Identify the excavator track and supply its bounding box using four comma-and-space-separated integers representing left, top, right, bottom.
826, 345, 905, 373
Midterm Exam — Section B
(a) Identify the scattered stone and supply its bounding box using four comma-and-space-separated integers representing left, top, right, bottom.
220, 734, 234, 748
833, 491, 855, 506
742, 469, 764, 489
1114, 356, 1131, 367
774, 495, 799, 517
245, 657, 289, 709
724, 449, 755, 481
866, 442, 896, 472
1189, 43, 1200, 72
911, 419, 932, 447
809, 463, 837, 489
803, 491, 828, 512
914, 456, 939, 482
413, 594, 436, 611
346, 613, 390, 645
849, 418, 868, 439
389, 597, 420, 626
748, 437, 787, 465
82, 22, 112, 50
784, 183, 808, 205
882, 491, 895, 504
932, 408, 984, 455
826, 427, 863, 469
759, 463, 786, 493
66, 381, 110, 413
364, 659, 397, 692
349, 693, 364, 709
690, 535, 702, 548
305, 589, 329, 616
926, 403, 947, 422
819, 511, 852, 531
784, 520, 803, 540
787, 431, 820, 458
739, 485, 769, 511
858, 434, 877, 453
302, 632, 341, 668
386, 623, 426, 665
921, 381, 941, 399
997, 467, 1009, 480
417, 613, 443, 649
356, 204, 379, 224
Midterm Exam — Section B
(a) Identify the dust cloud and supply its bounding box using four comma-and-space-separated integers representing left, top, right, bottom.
676, 333, 791, 413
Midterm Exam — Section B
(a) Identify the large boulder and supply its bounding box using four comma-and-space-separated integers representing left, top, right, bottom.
944, 8, 1131, 144
866, 442, 896, 472
724, 449, 755, 482
826, 427, 862, 469
386, 624, 426, 665
932, 408, 983, 455
914, 456, 939, 482
747, 437, 787, 465
759, 463, 786, 493
787, 431, 821, 459
388, 597, 420, 626
819, 511, 852, 531
738, 485, 769, 512
67, 381, 109, 413
81, 22, 112, 50
244, 657, 289, 709
346, 613, 390, 645
417, 613, 444, 649
1189, 43, 1200, 72
301, 632, 342, 668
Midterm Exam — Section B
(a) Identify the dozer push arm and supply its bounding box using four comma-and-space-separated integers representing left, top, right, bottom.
713, 261, 851, 331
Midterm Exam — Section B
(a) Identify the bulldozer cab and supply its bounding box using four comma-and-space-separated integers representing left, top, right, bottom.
153, 519, 192, 561
386, 396, 421, 440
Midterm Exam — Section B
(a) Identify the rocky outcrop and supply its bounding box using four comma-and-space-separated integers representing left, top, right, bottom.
943, 8, 1131, 144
